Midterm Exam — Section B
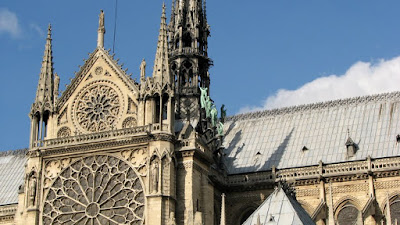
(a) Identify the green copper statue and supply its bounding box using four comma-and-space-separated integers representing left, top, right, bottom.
200, 87, 208, 109
220, 104, 226, 123
211, 104, 218, 127
217, 121, 224, 136
205, 96, 213, 118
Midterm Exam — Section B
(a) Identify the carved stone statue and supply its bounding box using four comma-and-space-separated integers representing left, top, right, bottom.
99, 10, 105, 28
54, 73, 60, 97
210, 104, 218, 127
140, 59, 146, 82
28, 174, 37, 206
220, 104, 226, 123
151, 161, 159, 193
199, 87, 208, 109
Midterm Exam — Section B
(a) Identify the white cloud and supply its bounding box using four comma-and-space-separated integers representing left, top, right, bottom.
0, 8, 21, 38
239, 56, 400, 113
30, 23, 44, 37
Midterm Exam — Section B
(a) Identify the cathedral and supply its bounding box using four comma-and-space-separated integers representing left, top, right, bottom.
1, 1, 400, 225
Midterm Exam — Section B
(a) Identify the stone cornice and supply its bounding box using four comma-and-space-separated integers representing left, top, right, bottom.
0, 204, 16, 223
223, 156, 400, 190
32, 124, 172, 149
30, 127, 175, 158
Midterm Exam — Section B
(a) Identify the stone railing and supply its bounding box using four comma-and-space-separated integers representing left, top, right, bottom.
0, 204, 16, 217
277, 165, 319, 180
323, 161, 369, 176
227, 171, 275, 186
372, 157, 400, 170
227, 157, 400, 186
170, 47, 206, 56
33, 123, 170, 148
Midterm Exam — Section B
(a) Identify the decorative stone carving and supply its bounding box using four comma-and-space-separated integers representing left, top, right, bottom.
57, 127, 71, 138
43, 155, 145, 225
72, 82, 122, 132
121, 148, 148, 176
95, 66, 103, 75
140, 59, 146, 82
336, 202, 360, 225
122, 117, 137, 129
44, 158, 71, 189
151, 160, 159, 194
168, 212, 177, 225
28, 172, 37, 207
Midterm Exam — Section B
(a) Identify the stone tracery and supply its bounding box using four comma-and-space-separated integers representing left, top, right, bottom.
43, 155, 145, 225
73, 82, 122, 132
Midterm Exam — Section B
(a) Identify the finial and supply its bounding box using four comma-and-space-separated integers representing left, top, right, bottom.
47, 24, 52, 39
97, 10, 105, 48
162, 2, 167, 19
99, 10, 105, 28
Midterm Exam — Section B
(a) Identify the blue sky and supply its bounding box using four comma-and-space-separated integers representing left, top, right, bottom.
1, 1, 400, 150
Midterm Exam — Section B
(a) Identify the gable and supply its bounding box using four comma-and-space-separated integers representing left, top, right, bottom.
50, 48, 139, 137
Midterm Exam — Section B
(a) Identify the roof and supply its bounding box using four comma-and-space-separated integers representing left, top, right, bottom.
0, 149, 27, 205
223, 92, 400, 174
242, 186, 315, 225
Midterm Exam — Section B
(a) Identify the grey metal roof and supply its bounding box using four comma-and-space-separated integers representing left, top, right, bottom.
223, 92, 400, 174
242, 187, 315, 225
0, 149, 27, 205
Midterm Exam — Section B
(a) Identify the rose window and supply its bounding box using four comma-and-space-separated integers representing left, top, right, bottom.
43, 155, 145, 225
73, 83, 122, 132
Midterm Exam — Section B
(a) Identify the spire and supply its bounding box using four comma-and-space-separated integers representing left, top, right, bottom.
152, 3, 171, 85
220, 193, 226, 225
97, 10, 105, 48
33, 24, 55, 110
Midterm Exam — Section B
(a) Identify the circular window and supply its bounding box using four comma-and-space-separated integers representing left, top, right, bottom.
43, 155, 145, 225
72, 81, 123, 133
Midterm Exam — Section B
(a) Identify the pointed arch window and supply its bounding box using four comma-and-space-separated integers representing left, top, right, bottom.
154, 94, 161, 124
162, 94, 169, 121
336, 202, 361, 225
386, 195, 400, 224
183, 32, 192, 48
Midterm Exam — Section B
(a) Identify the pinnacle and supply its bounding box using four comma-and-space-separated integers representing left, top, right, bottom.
47, 24, 52, 40
152, 3, 171, 84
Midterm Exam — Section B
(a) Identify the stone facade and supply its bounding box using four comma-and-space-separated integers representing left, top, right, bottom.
1, 1, 400, 225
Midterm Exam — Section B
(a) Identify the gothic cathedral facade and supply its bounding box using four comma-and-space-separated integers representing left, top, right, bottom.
1, 1, 400, 225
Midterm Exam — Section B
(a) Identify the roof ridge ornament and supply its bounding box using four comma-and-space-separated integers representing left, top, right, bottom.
227, 91, 400, 122
97, 10, 105, 48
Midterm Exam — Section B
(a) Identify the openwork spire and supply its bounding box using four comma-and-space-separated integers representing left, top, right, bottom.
33, 24, 55, 111
152, 3, 171, 85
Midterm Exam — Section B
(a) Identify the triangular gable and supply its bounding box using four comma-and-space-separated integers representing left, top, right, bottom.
49, 47, 140, 136
242, 187, 315, 225
57, 47, 139, 110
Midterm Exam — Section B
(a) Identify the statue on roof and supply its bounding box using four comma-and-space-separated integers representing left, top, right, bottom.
220, 104, 226, 123
54, 73, 60, 97
217, 121, 224, 136
205, 96, 212, 118
211, 104, 218, 127
140, 59, 146, 82
99, 10, 105, 28
200, 87, 208, 109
